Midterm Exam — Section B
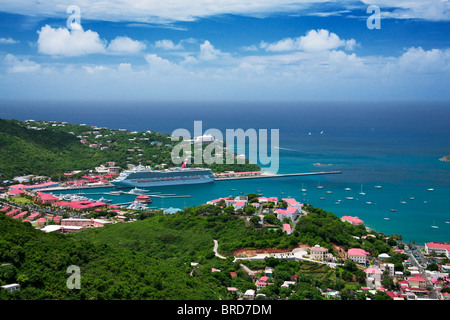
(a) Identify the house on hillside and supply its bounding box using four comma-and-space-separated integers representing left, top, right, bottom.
347, 248, 370, 265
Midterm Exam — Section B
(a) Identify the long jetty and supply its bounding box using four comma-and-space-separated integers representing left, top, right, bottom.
215, 171, 342, 181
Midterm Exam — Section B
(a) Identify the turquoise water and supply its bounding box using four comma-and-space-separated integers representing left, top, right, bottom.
1, 100, 449, 245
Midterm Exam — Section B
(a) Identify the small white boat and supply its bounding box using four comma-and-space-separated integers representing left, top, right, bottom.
301, 184, 307, 192
384, 218, 390, 220
366, 201, 373, 205
345, 187, 351, 191
431, 219, 438, 228
326, 191, 332, 194
320, 197, 326, 200
335, 201, 341, 205
400, 200, 407, 204
359, 184, 366, 195
346, 197, 354, 200
374, 185, 382, 189
390, 209, 397, 212
427, 188, 434, 191
129, 187, 147, 194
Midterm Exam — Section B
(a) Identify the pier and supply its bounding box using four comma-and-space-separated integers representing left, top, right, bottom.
215, 171, 342, 181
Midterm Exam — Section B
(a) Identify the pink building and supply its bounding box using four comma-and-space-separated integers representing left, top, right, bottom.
341, 215, 364, 225
348, 248, 370, 265
35, 192, 59, 204
61, 218, 112, 228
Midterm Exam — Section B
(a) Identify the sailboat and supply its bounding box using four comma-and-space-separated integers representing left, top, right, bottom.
359, 184, 366, 195
431, 220, 438, 229
317, 182, 324, 189
301, 183, 307, 192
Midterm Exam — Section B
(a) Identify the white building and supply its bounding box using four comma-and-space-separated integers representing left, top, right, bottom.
1, 284, 20, 293
348, 248, 370, 265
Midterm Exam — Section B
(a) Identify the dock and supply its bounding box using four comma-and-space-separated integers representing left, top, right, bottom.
215, 171, 342, 181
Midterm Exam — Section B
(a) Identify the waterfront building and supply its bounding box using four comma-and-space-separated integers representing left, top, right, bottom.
425, 242, 450, 258
341, 215, 364, 226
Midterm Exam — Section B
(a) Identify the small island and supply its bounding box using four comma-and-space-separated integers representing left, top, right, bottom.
439, 155, 450, 162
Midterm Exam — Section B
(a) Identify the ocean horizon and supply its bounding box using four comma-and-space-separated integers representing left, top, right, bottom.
1, 100, 449, 245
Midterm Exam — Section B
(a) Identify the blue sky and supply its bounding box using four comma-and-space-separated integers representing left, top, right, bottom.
0, 1, 449, 101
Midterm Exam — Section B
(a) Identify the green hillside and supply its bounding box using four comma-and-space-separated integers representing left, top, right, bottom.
0, 118, 261, 180
0, 213, 219, 300
0, 119, 109, 179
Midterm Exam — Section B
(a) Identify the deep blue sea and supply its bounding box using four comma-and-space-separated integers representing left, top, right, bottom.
1, 100, 449, 245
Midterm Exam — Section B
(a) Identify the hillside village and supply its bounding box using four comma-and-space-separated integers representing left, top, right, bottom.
1, 181, 449, 300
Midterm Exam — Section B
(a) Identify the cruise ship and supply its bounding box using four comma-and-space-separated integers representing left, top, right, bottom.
111, 161, 215, 188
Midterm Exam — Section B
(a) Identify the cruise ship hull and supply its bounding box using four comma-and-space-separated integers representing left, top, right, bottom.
111, 167, 215, 188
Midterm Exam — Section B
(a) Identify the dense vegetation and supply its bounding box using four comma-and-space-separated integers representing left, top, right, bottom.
0, 119, 260, 180
0, 200, 401, 300
0, 119, 109, 179
0, 213, 218, 300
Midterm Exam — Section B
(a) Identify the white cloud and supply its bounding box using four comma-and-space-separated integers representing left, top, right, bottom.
199, 40, 225, 60
0, 0, 449, 23
361, 0, 450, 21
398, 47, 450, 73
82, 65, 109, 74
4, 54, 41, 73
0, 37, 19, 44
154, 39, 184, 50
260, 29, 357, 53
37, 24, 106, 56
107, 36, 146, 54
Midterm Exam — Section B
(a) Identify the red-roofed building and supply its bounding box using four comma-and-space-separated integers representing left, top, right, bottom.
408, 276, 426, 289
13, 211, 28, 220
348, 248, 370, 265
341, 215, 364, 226
425, 242, 450, 258
6, 208, 21, 217
37, 218, 46, 227
283, 223, 292, 235
282, 198, 302, 210
135, 195, 152, 203
276, 206, 298, 221
233, 201, 245, 210
35, 192, 59, 204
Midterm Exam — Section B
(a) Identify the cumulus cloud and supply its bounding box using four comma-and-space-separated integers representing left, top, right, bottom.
107, 36, 146, 54
398, 47, 450, 73
154, 39, 184, 50
4, 54, 41, 73
260, 29, 357, 53
0, 37, 19, 44
199, 40, 225, 60
37, 24, 106, 56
